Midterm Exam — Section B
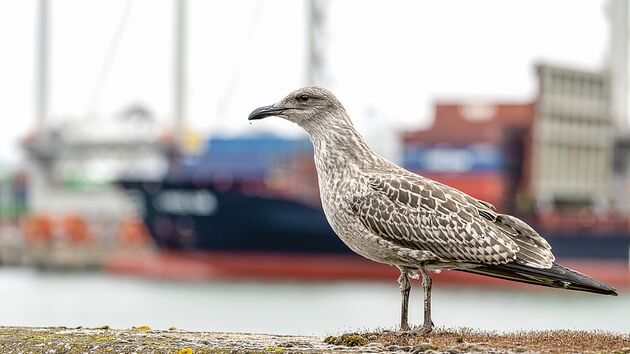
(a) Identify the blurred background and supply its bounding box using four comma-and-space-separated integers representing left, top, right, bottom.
0, 0, 629, 335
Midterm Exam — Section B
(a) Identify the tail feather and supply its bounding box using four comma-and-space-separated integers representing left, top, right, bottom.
460, 262, 618, 296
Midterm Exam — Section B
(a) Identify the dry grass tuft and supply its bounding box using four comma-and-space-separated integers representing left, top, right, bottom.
354, 328, 630, 353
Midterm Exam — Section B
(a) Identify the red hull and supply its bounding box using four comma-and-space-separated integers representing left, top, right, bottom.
105, 251, 629, 290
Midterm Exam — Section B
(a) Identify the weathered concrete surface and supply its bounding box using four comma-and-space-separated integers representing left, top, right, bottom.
1, 326, 630, 354
0, 326, 384, 353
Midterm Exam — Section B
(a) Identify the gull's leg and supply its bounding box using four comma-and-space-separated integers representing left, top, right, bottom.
415, 266, 433, 335
397, 267, 411, 332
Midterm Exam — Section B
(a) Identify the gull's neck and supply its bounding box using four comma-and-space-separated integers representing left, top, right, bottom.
302, 112, 382, 182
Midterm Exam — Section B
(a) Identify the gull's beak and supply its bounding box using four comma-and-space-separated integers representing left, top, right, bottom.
248, 105, 288, 121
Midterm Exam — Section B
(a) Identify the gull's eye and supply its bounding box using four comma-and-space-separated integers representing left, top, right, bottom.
296, 94, 310, 103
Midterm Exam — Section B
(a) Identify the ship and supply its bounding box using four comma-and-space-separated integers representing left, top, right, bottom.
119, 135, 344, 255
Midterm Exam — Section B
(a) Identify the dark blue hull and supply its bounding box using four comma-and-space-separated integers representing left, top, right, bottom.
543, 234, 629, 260
120, 180, 349, 254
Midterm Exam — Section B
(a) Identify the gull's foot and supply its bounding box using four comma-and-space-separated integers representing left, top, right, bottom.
399, 323, 411, 332
411, 323, 433, 336
396, 325, 433, 337
395, 323, 432, 337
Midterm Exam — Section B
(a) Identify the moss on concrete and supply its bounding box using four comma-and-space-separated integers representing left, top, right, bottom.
324, 333, 369, 346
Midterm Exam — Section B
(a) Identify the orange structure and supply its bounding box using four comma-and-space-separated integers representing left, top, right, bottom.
117, 217, 151, 247
61, 214, 92, 245
21, 214, 54, 246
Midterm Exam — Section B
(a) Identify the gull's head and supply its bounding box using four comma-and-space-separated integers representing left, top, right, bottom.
248, 86, 348, 130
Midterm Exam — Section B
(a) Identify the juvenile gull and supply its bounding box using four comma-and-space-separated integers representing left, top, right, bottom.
248, 87, 617, 334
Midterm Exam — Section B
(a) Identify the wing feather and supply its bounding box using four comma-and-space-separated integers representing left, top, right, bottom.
352, 172, 554, 268
494, 214, 554, 268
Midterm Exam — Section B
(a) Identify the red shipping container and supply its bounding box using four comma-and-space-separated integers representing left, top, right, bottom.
403, 102, 534, 146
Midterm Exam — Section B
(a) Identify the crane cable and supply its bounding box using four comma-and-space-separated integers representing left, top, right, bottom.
85, 0, 136, 117
215, 0, 265, 122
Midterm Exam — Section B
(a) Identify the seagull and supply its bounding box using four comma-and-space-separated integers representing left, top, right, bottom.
248, 86, 618, 334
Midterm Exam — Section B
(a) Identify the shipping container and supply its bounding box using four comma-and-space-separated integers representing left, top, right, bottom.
403, 102, 534, 146
176, 135, 313, 181
203, 136, 312, 155
403, 144, 504, 173
532, 64, 612, 206
0, 172, 28, 220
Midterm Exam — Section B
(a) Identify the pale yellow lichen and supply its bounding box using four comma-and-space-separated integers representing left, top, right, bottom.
263, 346, 286, 352
92, 335, 116, 341
131, 326, 151, 331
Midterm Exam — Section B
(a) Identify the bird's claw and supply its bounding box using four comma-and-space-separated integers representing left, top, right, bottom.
397, 323, 411, 334
396, 323, 433, 337
413, 324, 433, 336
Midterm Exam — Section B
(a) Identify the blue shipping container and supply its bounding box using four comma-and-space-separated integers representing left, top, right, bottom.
403, 144, 504, 173
204, 135, 312, 155
176, 135, 312, 180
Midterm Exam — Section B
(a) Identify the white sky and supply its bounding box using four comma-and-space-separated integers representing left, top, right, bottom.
0, 0, 609, 165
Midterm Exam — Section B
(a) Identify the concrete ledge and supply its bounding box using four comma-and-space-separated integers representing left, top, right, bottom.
0, 326, 375, 353
1, 326, 629, 353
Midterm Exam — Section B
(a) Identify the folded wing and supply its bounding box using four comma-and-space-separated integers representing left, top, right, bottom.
350, 172, 554, 268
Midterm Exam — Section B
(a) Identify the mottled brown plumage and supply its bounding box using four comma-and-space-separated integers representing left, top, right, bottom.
249, 86, 617, 334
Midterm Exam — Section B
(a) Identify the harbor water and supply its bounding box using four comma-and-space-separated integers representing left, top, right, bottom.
0, 267, 628, 335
